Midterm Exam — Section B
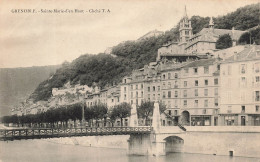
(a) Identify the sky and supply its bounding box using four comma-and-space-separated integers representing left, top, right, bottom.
0, 0, 258, 68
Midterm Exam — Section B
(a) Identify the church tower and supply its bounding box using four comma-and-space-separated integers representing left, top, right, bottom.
209, 16, 214, 31
178, 6, 192, 52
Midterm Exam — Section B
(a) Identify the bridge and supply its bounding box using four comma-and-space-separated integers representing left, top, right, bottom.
1, 102, 260, 158
0, 127, 151, 141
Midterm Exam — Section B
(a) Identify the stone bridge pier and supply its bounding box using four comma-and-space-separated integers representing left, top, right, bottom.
128, 101, 174, 156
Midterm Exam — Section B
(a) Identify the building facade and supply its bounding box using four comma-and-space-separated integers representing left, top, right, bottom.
219, 45, 260, 126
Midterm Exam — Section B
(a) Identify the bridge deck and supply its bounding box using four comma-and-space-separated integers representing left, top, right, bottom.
0, 127, 152, 141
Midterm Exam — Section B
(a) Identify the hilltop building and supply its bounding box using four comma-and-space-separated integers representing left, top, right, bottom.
137, 29, 164, 41
157, 7, 246, 62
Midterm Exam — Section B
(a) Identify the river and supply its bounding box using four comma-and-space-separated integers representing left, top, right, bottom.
0, 139, 259, 162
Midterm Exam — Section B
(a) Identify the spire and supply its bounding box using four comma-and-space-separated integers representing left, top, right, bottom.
209, 16, 214, 28
184, 5, 188, 18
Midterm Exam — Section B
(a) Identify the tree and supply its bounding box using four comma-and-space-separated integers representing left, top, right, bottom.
137, 101, 166, 126
216, 34, 232, 49
84, 106, 94, 127
90, 104, 108, 127
110, 102, 131, 127
239, 27, 260, 45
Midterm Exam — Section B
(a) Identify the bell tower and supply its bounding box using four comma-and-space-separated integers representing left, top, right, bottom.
178, 6, 192, 53
179, 6, 192, 43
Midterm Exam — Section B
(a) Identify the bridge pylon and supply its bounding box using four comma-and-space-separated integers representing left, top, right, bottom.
129, 104, 138, 127
152, 101, 161, 133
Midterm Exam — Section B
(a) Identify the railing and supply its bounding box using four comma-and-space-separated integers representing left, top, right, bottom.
177, 123, 186, 131
0, 127, 152, 141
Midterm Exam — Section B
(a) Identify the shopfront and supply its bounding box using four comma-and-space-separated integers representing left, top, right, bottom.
191, 115, 211, 126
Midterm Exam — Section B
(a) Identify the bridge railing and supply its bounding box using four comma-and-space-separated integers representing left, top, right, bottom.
0, 127, 152, 141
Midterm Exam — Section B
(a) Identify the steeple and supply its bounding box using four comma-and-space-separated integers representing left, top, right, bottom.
184, 5, 188, 18
209, 17, 214, 29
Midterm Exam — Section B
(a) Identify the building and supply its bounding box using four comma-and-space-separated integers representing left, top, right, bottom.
219, 45, 260, 126
157, 7, 246, 62
137, 29, 164, 41
160, 58, 220, 126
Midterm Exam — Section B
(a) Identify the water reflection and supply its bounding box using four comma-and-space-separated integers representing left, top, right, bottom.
0, 140, 259, 162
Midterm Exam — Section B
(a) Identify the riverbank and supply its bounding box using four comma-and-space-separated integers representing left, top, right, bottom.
44, 135, 130, 149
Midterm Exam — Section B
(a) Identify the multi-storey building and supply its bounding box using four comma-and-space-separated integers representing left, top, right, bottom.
219, 45, 260, 126
160, 58, 220, 126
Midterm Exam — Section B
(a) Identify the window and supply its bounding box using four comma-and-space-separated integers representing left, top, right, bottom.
158, 94, 160, 100
163, 74, 166, 79
163, 82, 166, 88
168, 91, 171, 98
184, 100, 187, 106
148, 94, 151, 100
141, 91, 143, 98
124, 87, 126, 92
131, 100, 133, 104
195, 89, 198, 96
112, 99, 114, 103
255, 91, 260, 101
163, 92, 166, 98
194, 100, 198, 107
168, 110, 172, 116
204, 89, 208, 96
227, 106, 232, 113
174, 91, 178, 97
131, 85, 133, 90
183, 90, 187, 97
241, 77, 247, 87
168, 82, 171, 88
158, 86, 160, 91
215, 98, 218, 106
204, 100, 208, 107
175, 73, 178, 78
203, 109, 207, 114
174, 110, 178, 115
241, 106, 245, 113
124, 79, 127, 83
194, 68, 198, 74
136, 99, 138, 105
131, 92, 133, 98
168, 73, 171, 79
214, 88, 218, 96
124, 94, 126, 100
205, 80, 208, 86
256, 76, 260, 83
256, 105, 259, 112
153, 86, 156, 91
153, 94, 155, 100
204, 66, 209, 74
136, 92, 138, 98
168, 101, 171, 108
148, 87, 150, 92
195, 80, 198, 86
184, 81, 187, 87
240, 64, 246, 74
214, 78, 218, 85
141, 84, 143, 89
255, 62, 260, 73
174, 81, 178, 88
136, 84, 138, 90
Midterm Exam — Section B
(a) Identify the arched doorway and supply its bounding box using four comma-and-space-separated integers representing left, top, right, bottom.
164, 136, 184, 153
181, 111, 190, 126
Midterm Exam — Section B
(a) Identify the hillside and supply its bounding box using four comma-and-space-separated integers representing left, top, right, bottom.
0, 65, 60, 116
30, 3, 259, 103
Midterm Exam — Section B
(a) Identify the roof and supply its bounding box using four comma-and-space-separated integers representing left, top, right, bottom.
223, 45, 260, 63
183, 58, 219, 68
186, 28, 246, 49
